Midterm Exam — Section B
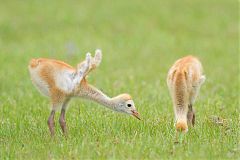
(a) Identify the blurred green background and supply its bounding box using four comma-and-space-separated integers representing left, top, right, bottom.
0, 0, 239, 159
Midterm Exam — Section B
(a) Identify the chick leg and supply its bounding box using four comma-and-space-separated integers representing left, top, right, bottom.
47, 110, 55, 136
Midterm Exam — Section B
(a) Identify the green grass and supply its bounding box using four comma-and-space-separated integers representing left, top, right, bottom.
0, 0, 239, 159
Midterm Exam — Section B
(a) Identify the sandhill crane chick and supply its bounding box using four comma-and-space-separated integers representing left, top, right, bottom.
28, 49, 140, 136
167, 56, 205, 133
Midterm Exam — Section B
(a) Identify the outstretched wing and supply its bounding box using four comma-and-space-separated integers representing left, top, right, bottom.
73, 49, 102, 86
87, 49, 102, 74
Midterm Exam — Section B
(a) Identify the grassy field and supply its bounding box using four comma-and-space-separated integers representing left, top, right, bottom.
0, 0, 239, 159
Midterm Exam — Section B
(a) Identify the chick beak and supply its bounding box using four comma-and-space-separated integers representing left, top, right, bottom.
131, 110, 141, 120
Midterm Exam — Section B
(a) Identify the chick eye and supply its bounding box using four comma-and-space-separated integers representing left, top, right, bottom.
127, 104, 132, 107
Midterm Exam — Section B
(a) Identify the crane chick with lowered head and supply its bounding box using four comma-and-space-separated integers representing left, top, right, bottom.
167, 56, 205, 133
28, 49, 140, 136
